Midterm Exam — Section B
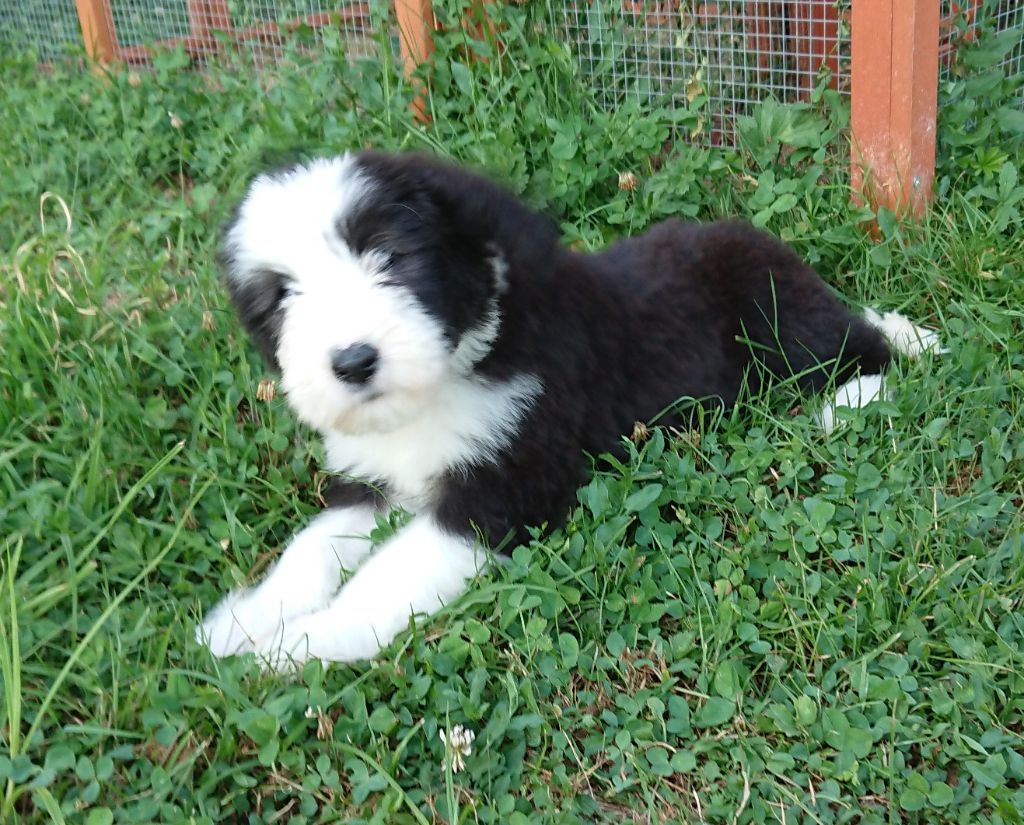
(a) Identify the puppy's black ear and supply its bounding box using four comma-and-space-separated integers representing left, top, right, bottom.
223, 268, 288, 371
396, 151, 559, 276
416, 175, 512, 344
217, 206, 288, 371
343, 152, 510, 343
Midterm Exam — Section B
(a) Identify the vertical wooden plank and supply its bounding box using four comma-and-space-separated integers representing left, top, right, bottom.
186, 1, 232, 55
186, 0, 211, 38
851, 0, 895, 215
74, 0, 116, 63
747, 1, 774, 76
851, 0, 940, 219
790, 0, 840, 97
890, 0, 940, 215
205, 0, 233, 32
394, 0, 436, 121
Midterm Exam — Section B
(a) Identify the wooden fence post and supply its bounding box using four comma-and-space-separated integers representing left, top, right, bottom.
395, 0, 436, 121
74, 0, 116, 63
851, 0, 941, 218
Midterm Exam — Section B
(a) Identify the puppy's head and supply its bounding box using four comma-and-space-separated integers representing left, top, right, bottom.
220, 152, 508, 435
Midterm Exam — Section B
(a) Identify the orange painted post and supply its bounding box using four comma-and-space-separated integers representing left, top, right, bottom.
394, 0, 437, 122
851, 0, 940, 219
74, 0, 116, 63
790, 0, 840, 97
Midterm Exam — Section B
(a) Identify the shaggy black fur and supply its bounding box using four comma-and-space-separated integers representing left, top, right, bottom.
227, 151, 892, 551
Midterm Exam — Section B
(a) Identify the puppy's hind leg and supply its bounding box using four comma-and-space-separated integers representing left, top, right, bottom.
817, 309, 948, 434
817, 373, 887, 435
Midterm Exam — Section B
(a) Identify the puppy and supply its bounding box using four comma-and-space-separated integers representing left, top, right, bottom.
198, 151, 941, 668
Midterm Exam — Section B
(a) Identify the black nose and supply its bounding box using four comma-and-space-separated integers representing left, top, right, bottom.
330, 343, 379, 385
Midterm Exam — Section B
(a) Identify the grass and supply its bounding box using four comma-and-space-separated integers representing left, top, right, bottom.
1, 3, 1023, 822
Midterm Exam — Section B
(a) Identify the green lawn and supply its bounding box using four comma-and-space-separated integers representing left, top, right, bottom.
1, 5, 1022, 823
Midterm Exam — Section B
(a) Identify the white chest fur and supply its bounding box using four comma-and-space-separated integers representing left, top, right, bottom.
323, 373, 541, 509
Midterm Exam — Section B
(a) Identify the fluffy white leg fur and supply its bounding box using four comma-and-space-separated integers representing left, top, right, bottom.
818, 374, 886, 435
817, 309, 946, 434
197, 507, 378, 657
254, 517, 483, 670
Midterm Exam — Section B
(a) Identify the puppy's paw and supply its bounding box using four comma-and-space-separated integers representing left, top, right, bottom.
252, 616, 322, 672
197, 590, 284, 658
252, 611, 383, 671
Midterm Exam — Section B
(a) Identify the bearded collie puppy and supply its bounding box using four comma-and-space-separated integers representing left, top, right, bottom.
197, 150, 942, 669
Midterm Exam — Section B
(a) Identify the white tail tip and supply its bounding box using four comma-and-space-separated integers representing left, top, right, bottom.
863, 308, 949, 358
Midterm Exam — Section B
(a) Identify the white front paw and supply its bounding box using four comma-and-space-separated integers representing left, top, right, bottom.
197, 590, 284, 658
252, 612, 385, 671
255, 617, 322, 672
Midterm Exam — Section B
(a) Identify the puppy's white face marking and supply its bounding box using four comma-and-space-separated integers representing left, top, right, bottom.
276, 268, 449, 435
223, 155, 456, 435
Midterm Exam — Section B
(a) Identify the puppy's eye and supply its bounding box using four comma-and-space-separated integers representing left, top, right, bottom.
270, 275, 296, 303
364, 248, 403, 271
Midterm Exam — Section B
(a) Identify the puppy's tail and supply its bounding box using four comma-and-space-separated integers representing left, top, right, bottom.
817, 308, 947, 434
861, 307, 950, 358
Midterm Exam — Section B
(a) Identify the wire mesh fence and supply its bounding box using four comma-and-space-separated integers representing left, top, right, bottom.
0, 0, 83, 60
105, 1, 379, 67
559, 0, 850, 144
0, 1, 1020, 129
946, 0, 1024, 85
995, 0, 1024, 75
0, 0, 380, 67
558, 0, 1023, 143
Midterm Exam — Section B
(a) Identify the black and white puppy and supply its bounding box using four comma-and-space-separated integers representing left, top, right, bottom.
198, 150, 942, 669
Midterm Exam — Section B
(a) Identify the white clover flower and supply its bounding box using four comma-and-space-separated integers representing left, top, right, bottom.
256, 377, 277, 402
305, 706, 332, 740
439, 724, 475, 774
